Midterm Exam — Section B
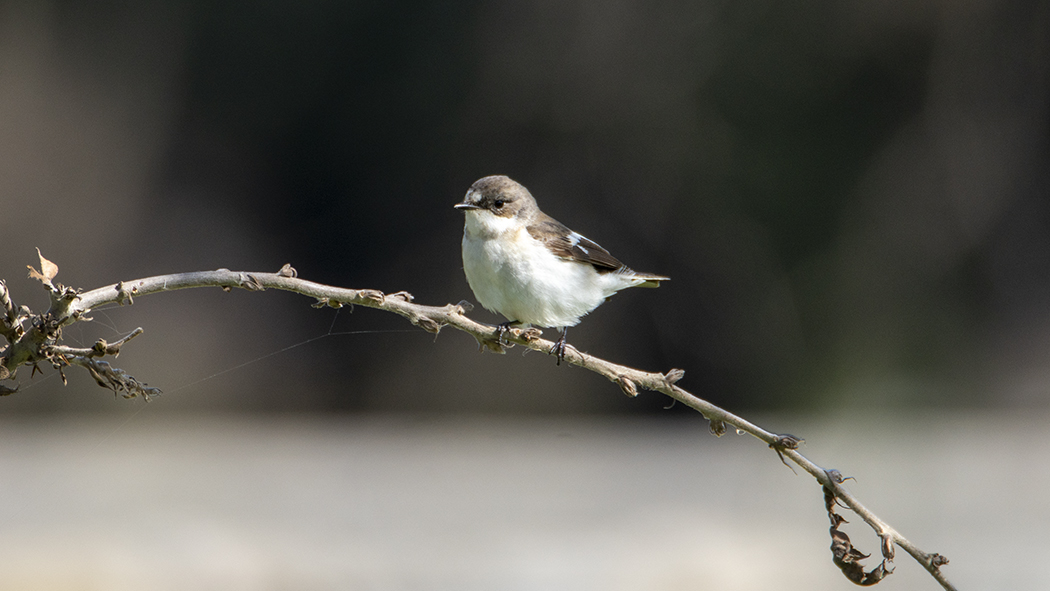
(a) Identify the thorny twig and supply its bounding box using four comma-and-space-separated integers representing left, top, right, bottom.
0, 255, 957, 590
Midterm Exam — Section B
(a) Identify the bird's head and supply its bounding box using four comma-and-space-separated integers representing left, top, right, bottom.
455, 176, 538, 234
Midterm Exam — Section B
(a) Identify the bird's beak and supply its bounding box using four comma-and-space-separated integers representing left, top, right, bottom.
454, 201, 480, 211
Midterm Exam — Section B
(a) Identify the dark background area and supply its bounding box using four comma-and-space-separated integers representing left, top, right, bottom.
2, 0, 1048, 414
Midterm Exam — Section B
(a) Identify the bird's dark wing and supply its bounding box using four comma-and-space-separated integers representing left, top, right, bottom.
527, 215, 626, 272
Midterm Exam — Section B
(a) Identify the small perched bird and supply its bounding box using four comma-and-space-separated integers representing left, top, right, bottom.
454, 175, 669, 363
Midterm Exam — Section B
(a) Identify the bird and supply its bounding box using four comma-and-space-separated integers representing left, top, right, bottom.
454, 175, 668, 363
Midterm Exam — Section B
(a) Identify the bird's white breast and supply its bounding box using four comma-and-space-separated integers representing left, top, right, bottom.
460, 210, 643, 328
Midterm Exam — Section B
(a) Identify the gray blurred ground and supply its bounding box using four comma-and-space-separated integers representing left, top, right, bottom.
1, 410, 1041, 590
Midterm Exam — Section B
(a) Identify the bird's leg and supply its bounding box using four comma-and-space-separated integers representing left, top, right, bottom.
550, 328, 569, 365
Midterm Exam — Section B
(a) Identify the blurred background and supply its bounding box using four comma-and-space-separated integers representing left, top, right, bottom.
1, 0, 1049, 413
1, 0, 1048, 588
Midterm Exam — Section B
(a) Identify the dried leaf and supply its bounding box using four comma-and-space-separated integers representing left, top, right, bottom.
27, 263, 56, 289
71, 357, 161, 401
36, 248, 58, 281
823, 484, 895, 585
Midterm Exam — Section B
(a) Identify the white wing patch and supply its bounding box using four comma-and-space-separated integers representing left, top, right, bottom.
568, 232, 589, 254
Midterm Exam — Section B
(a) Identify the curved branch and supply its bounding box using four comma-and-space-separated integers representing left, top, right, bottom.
3, 264, 957, 590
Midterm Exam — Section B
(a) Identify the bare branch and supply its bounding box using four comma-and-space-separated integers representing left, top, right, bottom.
45, 328, 145, 359
0, 263, 957, 590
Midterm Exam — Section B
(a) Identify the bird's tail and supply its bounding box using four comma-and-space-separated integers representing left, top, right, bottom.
632, 272, 670, 288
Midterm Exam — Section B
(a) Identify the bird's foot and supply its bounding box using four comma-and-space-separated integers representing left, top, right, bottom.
549, 331, 569, 366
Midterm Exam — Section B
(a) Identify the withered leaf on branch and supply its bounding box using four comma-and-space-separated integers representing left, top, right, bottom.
27, 248, 59, 288
73, 357, 162, 401
823, 484, 895, 586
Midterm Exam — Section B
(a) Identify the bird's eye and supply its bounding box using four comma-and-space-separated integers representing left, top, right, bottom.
493, 199, 505, 209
